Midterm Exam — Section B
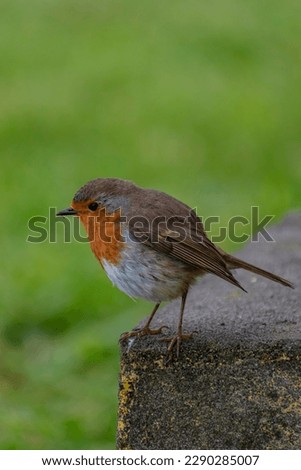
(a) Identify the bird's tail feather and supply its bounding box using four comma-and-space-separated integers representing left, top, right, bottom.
224, 254, 294, 289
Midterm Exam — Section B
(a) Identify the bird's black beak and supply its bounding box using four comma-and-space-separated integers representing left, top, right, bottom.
56, 207, 78, 216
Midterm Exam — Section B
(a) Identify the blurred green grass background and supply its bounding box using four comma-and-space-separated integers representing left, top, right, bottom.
1, 0, 301, 449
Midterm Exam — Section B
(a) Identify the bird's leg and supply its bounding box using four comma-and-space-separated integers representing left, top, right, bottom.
161, 290, 191, 361
121, 302, 167, 340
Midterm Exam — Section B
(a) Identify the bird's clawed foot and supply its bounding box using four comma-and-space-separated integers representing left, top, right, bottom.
120, 325, 168, 341
160, 332, 192, 363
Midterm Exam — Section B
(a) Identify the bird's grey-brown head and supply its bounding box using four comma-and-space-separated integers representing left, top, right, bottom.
57, 178, 138, 216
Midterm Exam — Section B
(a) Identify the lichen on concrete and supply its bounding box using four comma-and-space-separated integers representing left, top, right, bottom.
117, 212, 301, 450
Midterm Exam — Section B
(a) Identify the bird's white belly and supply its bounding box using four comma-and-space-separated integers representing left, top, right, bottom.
102, 245, 193, 302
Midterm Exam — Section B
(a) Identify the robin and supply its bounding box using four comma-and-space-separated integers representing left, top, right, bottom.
57, 178, 294, 360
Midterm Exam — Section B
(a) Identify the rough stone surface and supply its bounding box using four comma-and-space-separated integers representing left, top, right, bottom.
117, 212, 301, 450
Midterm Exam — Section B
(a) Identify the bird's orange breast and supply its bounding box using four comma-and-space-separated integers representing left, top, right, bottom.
73, 202, 124, 265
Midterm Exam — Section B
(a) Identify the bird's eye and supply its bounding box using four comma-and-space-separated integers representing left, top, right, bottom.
88, 202, 99, 211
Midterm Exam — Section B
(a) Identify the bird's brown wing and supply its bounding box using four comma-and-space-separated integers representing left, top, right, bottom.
152, 227, 245, 291
127, 190, 245, 291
